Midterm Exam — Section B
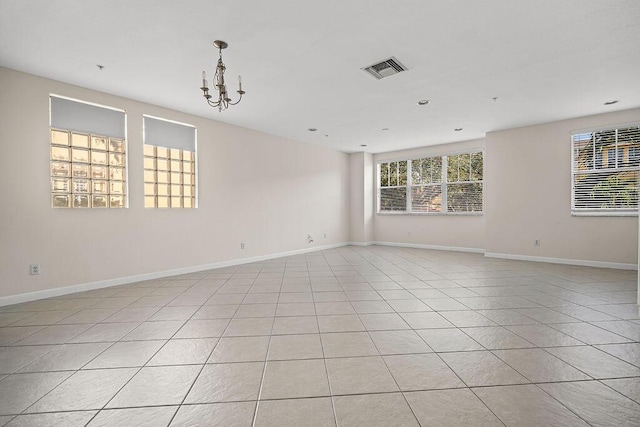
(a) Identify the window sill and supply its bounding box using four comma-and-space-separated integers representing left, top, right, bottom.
571, 210, 638, 217
377, 212, 484, 217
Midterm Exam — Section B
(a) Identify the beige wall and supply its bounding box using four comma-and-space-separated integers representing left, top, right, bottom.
373, 140, 486, 250
0, 67, 350, 300
349, 152, 374, 243
485, 109, 640, 265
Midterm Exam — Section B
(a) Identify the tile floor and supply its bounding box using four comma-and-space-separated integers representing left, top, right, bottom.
0, 245, 639, 426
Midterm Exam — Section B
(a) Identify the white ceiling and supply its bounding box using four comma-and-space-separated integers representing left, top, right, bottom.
1, 0, 639, 153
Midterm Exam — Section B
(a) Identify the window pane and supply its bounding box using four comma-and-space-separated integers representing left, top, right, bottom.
447, 182, 483, 212
157, 147, 169, 158
380, 163, 389, 186
51, 178, 69, 193
91, 136, 108, 151
109, 152, 124, 167
109, 138, 125, 153
144, 157, 156, 169
52, 194, 70, 208
458, 153, 471, 181
398, 161, 408, 185
93, 180, 108, 194
92, 165, 108, 180
51, 146, 70, 161
73, 194, 90, 208
72, 178, 90, 194
145, 196, 156, 208
157, 171, 169, 184
380, 187, 407, 212
594, 129, 616, 169
411, 185, 442, 213
72, 164, 90, 178
109, 195, 125, 208
109, 167, 124, 181
71, 133, 90, 148
144, 170, 155, 182
51, 130, 69, 146
471, 152, 483, 181
170, 148, 182, 160
91, 150, 107, 165
51, 161, 70, 177
432, 157, 442, 183
157, 196, 169, 208
92, 195, 108, 208
447, 154, 459, 182
573, 133, 594, 171
574, 170, 638, 209
618, 126, 640, 168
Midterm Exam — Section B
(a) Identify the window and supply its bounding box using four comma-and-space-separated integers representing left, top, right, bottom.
572, 125, 640, 214
143, 116, 196, 208
378, 151, 483, 214
49, 96, 127, 208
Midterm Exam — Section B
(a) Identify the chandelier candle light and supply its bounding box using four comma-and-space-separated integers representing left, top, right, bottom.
200, 40, 245, 112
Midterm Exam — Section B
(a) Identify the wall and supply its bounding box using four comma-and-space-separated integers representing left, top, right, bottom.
373, 139, 486, 251
485, 109, 640, 266
349, 152, 374, 243
0, 67, 350, 301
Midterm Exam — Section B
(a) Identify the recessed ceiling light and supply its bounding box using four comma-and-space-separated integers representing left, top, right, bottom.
417, 100, 430, 106
492, 97, 498, 102
604, 100, 619, 105
454, 128, 463, 132
381, 128, 389, 131
360, 144, 368, 147
308, 128, 317, 132
96, 64, 104, 70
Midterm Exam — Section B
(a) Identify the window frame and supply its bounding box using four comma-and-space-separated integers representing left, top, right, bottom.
570, 123, 640, 217
376, 149, 484, 216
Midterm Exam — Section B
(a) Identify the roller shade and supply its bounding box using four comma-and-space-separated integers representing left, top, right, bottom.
144, 115, 196, 151
50, 96, 125, 139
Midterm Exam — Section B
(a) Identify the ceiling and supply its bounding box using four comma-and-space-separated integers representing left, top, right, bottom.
1, 0, 639, 153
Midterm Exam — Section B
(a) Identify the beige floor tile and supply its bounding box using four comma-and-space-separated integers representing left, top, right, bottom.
440, 311, 497, 327
326, 356, 398, 395
19, 342, 110, 372
551, 322, 632, 345
0, 326, 45, 346
234, 304, 277, 318
359, 313, 410, 331
314, 302, 354, 315
317, 315, 365, 333
475, 309, 541, 325
148, 338, 217, 365
268, 334, 323, 360
385, 300, 430, 313
171, 401, 256, 427
276, 303, 315, 317
546, 346, 640, 379
312, 292, 348, 302
506, 324, 585, 347
422, 298, 469, 311
277, 292, 313, 303
369, 330, 432, 355
595, 342, 640, 367
492, 348, 590, 382
107, 365, 201, 407
16, 324, 90, 345
540, 381, 640, 426
333, 393, 418, 427
399, 312, 454, 329
84, 340, 165, 368
193, 304, 238, 319
0, 371, 71, 415
602, 378, 640, 403
69, 322, 139, 343
26, 368, 136, 412
440, 351, 528, 387
208, 336, 270, 363
272, 316, 319, 335
222, 318, 273, 337
88, 406, 177, 427
405, 388, 503, 426
593, 320, 640, 341
11, 310, 78, 326
185, 362, 263, 403
56, 308, 120, 324
260, 359, 329, 399
417, 328, 483, 352
462, 326, 536, 350
0, 345, 56, 374
474, 384, 589, 427
384, 354, 464, 390
177, 319, 231, 338
7, 411, 96, 427
321, 332, 378, 358
515, 307, 580, 323
122, 320, 185, 341
103, 307, 159, 323
150, 306, 199, 321
255, 397, 334, 427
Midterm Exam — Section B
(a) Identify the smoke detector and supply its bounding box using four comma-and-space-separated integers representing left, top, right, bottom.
362, 57, 408, 79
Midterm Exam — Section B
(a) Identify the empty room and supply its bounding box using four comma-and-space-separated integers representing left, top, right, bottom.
1, 0, 639, 426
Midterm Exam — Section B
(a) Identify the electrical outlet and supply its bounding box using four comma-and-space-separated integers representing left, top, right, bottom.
30, 264, 40, 275
240, 242, 245, 249
307, 234, 314, 243
534, 239, 540, 246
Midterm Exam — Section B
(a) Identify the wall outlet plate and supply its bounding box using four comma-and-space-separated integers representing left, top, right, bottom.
30, 264, 40, 275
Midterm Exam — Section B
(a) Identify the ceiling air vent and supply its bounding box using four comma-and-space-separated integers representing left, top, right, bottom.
362, 57, 408, 79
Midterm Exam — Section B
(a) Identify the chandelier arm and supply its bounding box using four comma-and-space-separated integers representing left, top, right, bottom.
228, 94, 243, 106
206, 98, 222, 107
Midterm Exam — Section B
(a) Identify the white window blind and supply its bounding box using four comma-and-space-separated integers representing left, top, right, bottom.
572, 125, 640, 214
50, 96, 125, 139
378, 152, 483, 214
143, 115, 196, 151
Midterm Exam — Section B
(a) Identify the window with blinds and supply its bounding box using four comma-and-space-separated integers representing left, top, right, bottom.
143, 115, 197, 209
378, 151, 483, 214
49, 95, 127, 209
572, 125, 640, 214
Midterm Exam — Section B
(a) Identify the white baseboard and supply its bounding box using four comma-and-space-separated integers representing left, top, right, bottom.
347, 241, 375, 247
374, 241, 485, 254
484, 252, 638, 271
0, 242, 350, 307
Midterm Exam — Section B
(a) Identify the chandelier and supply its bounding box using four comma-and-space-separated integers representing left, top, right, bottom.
200, 40, 245, 112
